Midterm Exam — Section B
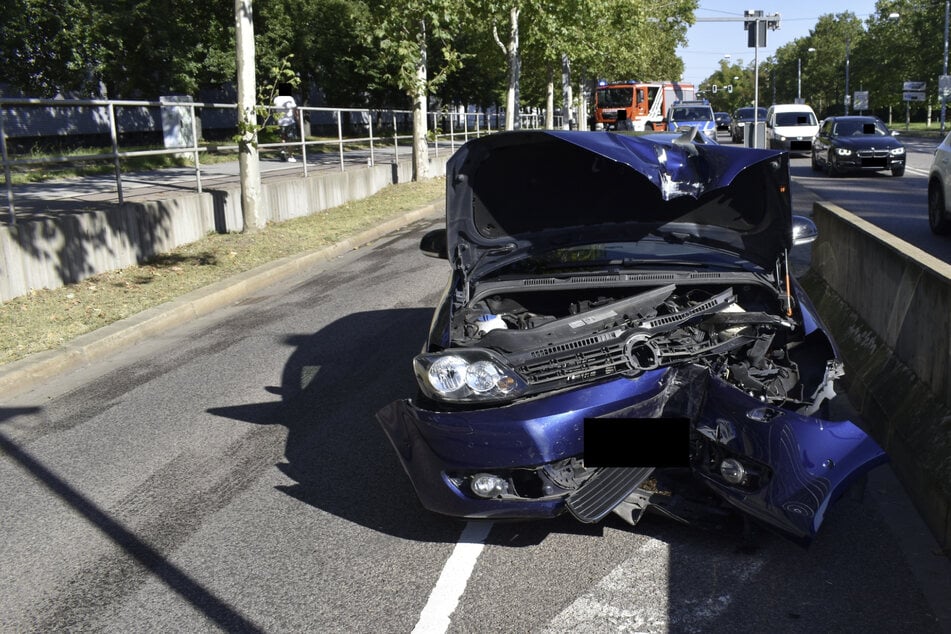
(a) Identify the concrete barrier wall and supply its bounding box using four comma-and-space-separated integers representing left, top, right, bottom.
0, 156, 438, 302
804, 201, 951, 551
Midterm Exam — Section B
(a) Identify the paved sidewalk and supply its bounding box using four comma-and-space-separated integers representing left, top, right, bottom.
4, 152, 379, 219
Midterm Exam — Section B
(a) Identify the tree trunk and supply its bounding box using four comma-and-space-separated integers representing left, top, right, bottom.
504, 7, 520, 130
561, 54, 571, 130
546, 65, 554, 130
412, 18, 430, 181
235, 0, 263, 231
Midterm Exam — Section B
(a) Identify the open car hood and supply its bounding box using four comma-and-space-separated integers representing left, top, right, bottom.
445, 130, 792, 277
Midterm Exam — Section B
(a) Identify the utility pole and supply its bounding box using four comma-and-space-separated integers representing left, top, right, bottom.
693, 13, 780, 147
235, 0, 264, 231
845, 37, 851, 115
943, 0, 949, 132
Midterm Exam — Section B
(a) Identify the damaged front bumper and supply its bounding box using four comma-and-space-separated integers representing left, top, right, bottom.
376, 367, 886, 544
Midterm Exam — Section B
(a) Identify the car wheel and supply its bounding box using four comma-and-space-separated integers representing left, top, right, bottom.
891, 166, 905, 177
811, 152, 821, 171
825, 152, 838, 177
928, 182, 951, 235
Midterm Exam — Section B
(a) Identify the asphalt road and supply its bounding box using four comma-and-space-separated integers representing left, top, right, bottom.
3, 205, 950, 632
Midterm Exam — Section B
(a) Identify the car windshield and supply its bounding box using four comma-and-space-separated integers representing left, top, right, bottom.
597, 87, 634, 108
672, 108, 713, 121
775, 111, 817, 126
834, 119, 889, 136
735, 108, 767, 120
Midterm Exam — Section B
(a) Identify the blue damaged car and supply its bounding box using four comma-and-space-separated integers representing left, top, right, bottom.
376, 129, 887, 544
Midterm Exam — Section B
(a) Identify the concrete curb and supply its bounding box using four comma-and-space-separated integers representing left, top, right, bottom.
0, 202, 442, 399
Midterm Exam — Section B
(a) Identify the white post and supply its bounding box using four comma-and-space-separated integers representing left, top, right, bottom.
235, 0, 264, 230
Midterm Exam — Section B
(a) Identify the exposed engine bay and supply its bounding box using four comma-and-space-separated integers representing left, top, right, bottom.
453, 282, 841, 414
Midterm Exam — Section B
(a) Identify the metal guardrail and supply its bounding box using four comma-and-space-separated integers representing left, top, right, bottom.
0, 97, 554, 224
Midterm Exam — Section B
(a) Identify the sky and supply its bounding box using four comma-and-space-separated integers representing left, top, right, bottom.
676, 2, 882, 86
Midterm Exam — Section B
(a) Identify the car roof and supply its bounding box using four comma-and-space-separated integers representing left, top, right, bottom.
824, 115, 880, 121
769, 104, 816, 113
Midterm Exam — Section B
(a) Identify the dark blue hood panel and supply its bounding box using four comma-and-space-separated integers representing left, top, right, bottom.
445, 131, 793, 276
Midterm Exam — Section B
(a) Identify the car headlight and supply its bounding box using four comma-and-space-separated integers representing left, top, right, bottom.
891, 147, 905, 156
778, 135, 787, 141
835, 147, 853, 156
414, 349, 528, 403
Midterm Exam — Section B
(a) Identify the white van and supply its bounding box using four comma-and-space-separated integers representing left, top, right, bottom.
766, 104, 819, 154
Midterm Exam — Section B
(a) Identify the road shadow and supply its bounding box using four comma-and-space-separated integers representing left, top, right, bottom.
0, 407, 264, 632
206, 308, 466, 544
204, 308, 636, 547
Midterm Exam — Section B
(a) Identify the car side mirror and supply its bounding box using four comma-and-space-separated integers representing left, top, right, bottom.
792, 216, 818, 246
419, 228, 448, 259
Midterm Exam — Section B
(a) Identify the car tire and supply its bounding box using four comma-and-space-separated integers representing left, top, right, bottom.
891, 166, 905, 177
825, 152, 838, 177
928, 181, 951, 235
811, 152, 821, 171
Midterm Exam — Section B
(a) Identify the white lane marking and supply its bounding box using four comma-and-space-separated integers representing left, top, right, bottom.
543, 537, 765, 634
413, 521, 494, 634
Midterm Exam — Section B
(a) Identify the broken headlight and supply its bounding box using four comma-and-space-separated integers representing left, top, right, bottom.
414, 349, 529, 403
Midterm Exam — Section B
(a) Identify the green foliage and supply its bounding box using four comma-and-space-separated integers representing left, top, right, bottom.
696, 4, 951, 121
233, 55, 301, 148
7, 0, 945, 128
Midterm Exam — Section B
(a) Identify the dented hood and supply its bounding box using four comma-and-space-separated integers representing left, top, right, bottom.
445, 130, 792, 277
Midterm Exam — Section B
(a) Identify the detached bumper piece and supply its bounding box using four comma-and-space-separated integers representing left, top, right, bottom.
566, 466, 654, 523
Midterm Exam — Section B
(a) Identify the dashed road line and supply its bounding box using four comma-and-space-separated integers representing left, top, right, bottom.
413, 521, 494, 634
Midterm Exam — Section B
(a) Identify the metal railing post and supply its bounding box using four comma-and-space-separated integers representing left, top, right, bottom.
449, 107, 455, 149
368, 111, 375, 167
392, 113, 399, 163
1, 103, 15, 224
337, 109, 345, 171
299, 107, 308, 177
189, 102, 202, 193
107, 102, 124, 205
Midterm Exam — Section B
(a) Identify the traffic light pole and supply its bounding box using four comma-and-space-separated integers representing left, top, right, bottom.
694, 12, 780, 148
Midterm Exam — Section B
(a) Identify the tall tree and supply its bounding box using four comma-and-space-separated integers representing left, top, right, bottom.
369, 0, 463, 180
0, 0, 110, 96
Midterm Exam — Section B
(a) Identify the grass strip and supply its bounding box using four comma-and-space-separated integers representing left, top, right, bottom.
1, 176, 445, 365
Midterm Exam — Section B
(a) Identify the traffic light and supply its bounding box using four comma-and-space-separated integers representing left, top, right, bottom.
745, 11, 780, 48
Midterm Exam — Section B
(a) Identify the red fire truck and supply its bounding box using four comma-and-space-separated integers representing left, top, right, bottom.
592, 80, 697, 131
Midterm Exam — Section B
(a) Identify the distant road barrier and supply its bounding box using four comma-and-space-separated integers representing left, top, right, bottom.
1, 97, 556, 224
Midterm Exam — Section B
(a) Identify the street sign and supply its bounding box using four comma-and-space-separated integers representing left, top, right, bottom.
940, 75, 951, 99
903, 81, 927, 91
903, 92, 927, 101
854, 91, 869, 110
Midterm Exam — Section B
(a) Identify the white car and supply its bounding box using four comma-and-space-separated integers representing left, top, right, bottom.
766, 104, 820, 154
927, 131, 951, 234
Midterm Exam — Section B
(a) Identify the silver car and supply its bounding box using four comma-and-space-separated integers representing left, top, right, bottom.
928, 132, 951, 234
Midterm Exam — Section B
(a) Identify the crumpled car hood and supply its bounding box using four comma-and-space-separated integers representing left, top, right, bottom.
445, 130, 792, 278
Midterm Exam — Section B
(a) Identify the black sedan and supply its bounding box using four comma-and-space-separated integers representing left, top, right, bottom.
729, 106, 767, 143
714, 111, 732, 131
811, 116, 905, 176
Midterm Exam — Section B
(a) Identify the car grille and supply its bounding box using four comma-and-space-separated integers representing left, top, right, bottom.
518, 335, 630, 385
857, 149, 889, 168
